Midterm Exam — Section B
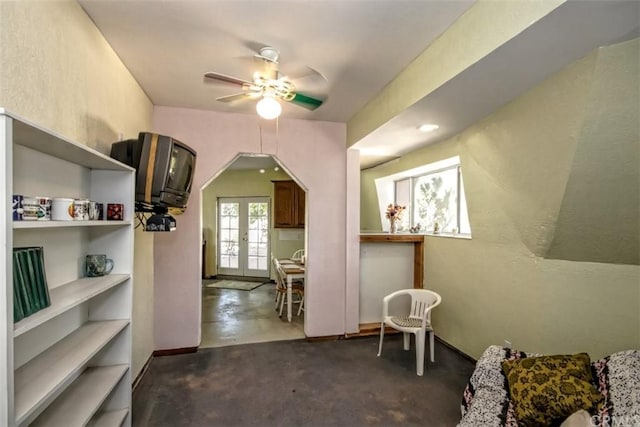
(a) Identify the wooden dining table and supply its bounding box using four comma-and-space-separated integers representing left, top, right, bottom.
277, 259, 305, 322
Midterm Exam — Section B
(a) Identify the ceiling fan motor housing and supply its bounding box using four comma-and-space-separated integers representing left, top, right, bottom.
258, 46, 280, 63
253, 75, 295, 101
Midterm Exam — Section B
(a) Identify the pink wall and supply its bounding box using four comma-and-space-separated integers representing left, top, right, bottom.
151, 106, 347, 350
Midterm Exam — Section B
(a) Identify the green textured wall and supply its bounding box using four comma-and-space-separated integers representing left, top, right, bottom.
360, 40, 640, 360
348, 0, 564, 146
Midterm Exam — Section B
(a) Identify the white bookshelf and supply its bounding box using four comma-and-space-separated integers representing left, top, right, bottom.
14, 321, 128, 425
0, 108, 134, 427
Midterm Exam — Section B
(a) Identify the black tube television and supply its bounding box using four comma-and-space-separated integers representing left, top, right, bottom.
110, 132, 197, 211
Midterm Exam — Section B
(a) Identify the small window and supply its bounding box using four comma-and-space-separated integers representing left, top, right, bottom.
379, 156, 471, 237
409, 165, 470, 235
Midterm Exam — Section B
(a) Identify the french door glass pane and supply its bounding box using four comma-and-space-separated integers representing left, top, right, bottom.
247, 202, 269, 272
220, 202, 240, 269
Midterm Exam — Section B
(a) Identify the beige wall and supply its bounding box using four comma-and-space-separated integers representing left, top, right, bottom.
360, 40, 640, 360
0, 2, 154, 380
132, 228, 154, 378
201, 167, 305, 279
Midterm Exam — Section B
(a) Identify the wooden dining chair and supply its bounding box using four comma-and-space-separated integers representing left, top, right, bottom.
275, 263, 304, 317
291, 249, 305, 262
271, 256, 285, 308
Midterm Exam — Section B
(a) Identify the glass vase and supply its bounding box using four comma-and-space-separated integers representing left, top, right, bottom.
389, 220, 397, 234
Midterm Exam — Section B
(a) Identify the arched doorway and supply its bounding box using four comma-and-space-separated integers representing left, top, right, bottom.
199, 154, 306, 347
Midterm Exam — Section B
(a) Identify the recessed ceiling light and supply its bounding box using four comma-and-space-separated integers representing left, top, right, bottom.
274, 166, 280, 172
259, 169, 265, 174
418, 124, 439, 132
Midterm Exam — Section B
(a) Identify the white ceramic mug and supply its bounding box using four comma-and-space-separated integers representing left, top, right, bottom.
22, 197, 45, 221
73, 199, 90, 221
36, 197, 52, 220
88, 201, 101, 221
52, 198, 75, 221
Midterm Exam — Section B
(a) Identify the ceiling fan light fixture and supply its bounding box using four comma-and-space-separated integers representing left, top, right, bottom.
256, 96, 282, 120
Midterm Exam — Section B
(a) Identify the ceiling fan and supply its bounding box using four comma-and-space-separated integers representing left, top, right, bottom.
204, 46, 326, 119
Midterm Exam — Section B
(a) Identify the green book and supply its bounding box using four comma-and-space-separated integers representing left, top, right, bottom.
13, 270, 25, 323
14, 247, 51, 316
22, 249, 42, 313
32, 247, 51, 308
13, 251, 33, 318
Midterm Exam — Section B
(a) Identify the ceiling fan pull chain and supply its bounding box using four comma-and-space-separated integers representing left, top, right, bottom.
276, 117, 279, 158
258, 120, 264, 155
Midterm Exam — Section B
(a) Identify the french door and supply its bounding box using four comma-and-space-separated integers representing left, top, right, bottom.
217, 197, 270, 278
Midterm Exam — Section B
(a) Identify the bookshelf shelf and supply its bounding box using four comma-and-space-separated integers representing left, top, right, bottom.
14, 320, 128, 425
14, 275, 130, 337
13, 220, 132, 229
30, 364, 128, 427
87, 409, 129, 427
1, 109, 134, 427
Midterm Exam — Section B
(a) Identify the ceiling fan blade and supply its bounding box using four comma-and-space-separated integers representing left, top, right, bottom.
290, 92, 325, 110
216, 92, 256, 103
285, 65, 327, 83
204, 72, 252, 87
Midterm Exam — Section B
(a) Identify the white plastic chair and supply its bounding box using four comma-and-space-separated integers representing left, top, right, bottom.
377, 289, 442, 376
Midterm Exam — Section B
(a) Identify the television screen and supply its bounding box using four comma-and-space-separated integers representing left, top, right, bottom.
167, 145, 194, 195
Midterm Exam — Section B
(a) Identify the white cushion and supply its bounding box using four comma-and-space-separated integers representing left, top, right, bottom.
560, 410, 593, 427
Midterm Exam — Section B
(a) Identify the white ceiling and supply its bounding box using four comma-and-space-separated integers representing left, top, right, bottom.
79, 1, 639, 170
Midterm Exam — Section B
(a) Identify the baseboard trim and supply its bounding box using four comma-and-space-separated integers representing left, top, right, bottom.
345, 322, 401, 338
133, 347, 198, 391
153, 346, 198, 357
132, 353, 153, 392
210, 275, 267, 283
305, 335, 342, 342
346, 323, 475, 363
434, 336, 476, 363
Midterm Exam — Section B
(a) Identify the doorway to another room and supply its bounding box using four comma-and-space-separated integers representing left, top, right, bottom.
200, 154, 306, 348
217, 197, 270, 278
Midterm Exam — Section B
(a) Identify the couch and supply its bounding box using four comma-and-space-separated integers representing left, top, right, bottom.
458, 345, 640, 426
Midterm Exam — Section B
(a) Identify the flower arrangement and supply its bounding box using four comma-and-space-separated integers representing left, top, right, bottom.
385, 204, 405, 233
385, 203, 406, 221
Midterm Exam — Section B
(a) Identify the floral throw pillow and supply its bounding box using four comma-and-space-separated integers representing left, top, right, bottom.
501, 353, 603, 426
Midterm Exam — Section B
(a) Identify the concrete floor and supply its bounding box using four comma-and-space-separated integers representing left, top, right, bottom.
133, 336, 475, 426
201, 281, 305, 348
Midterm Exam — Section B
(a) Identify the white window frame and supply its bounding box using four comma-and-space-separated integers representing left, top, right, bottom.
374, 156, 471, 238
